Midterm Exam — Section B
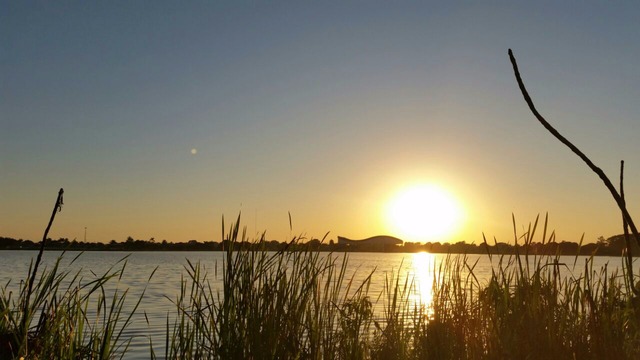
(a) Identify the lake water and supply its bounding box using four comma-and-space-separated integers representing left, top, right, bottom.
0, 250, 629, 359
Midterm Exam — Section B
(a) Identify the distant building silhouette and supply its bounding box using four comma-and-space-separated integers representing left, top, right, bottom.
337, 235, 403, 251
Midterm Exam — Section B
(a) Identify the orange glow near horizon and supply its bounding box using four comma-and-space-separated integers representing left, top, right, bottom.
385, 183, 465, 243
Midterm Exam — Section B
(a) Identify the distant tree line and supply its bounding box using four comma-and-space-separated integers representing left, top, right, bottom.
0, 234, 638, 256
410, 234, 640, 257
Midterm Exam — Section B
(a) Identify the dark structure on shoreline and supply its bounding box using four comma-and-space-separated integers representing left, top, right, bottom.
337, 235, 404, 251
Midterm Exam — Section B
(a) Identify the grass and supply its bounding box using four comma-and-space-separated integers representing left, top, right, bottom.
0, 253, 150, 359
3, 213, 640, 359
158, 215, 640, 359
164, 215, 377, 359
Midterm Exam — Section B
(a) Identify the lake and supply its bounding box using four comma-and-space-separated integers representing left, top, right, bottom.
0, 250, 628, 359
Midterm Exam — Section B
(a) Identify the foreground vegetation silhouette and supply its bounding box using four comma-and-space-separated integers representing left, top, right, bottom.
3, 211, 640, 359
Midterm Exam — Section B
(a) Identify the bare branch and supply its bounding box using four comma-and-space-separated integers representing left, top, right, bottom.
508, 49, 640, 248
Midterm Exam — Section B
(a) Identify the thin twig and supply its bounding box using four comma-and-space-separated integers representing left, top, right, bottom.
508, 49, 640, 249
620, 161, 637, 294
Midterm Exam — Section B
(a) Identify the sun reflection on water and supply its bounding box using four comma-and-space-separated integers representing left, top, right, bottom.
409, 252, 437, 316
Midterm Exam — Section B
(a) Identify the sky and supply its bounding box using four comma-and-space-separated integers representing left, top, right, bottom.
2, 1, 640, 245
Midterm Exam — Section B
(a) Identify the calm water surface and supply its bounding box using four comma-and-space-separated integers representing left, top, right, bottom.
0, 250, 627, 359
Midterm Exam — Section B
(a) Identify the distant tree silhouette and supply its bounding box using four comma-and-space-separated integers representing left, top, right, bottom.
0, 233, 638, 255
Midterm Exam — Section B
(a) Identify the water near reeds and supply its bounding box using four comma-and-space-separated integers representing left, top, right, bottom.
0, 250, 626, 359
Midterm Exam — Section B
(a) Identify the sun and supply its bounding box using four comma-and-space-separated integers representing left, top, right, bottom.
386, 184, 464, 242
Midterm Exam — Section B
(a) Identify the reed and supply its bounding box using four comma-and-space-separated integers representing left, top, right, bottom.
161, 214, 640, 359
4, 212, 640, 358
0, 253, 150, 359
164, 215, 378, 359
0, 189, 149, 359
417, 216, 640, 359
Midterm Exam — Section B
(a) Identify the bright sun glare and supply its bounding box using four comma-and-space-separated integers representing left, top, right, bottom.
386, 184, 463, 242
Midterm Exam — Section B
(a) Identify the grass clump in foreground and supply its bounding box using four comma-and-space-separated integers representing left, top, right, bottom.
164, 215, 377, 360
0, 254, 147, 359
163, 214, 640, 359
421, 216, 640, 360
1, 189, 149, 360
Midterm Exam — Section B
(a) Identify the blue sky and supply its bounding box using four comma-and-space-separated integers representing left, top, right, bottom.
2, 1, 640, 244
